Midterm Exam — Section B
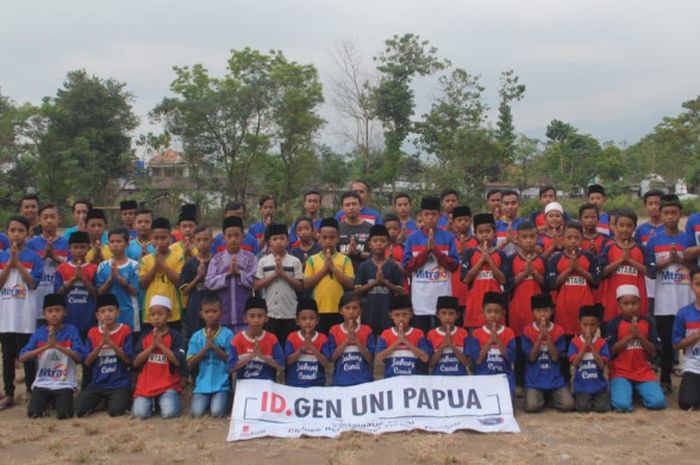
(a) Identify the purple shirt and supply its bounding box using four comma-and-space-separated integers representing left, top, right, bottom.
204, 249, 256, 326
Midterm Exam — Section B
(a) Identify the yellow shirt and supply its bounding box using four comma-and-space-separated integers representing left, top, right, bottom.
303, 252, 355, 314
139, 251, 185, 322
169, 241, 198, 259
86, 244, 112, 264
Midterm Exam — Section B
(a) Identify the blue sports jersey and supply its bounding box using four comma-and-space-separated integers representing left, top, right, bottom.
187, 326, 234, 393
521, 323, 568, 390
328, 323, 375, 386
289, 218, 322, 247
335, 207, 382, 225
20, 324, 85, 390
284, 330, 331, 387
85, 323, 133, 390
227, 330, 284, 381
568, 335, 609, 394
467, 325, 517, 392
213, 232, 259, 255
376, 327, 431, 378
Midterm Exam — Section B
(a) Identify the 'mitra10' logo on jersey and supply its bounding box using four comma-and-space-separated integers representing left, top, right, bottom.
415, 265, 448, 282
0, 284, 27, 300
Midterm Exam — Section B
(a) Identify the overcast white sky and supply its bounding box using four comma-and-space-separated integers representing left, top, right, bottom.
1, 0, 698, 153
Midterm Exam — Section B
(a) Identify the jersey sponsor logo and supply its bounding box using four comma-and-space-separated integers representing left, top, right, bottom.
147, 353, 168, 364
0, 283, 27, 299
477, 270, 494, 280
415, 265, 448, 282
565, 275, 586, 286
660, 269, 689, 285
616, 265, 638, 276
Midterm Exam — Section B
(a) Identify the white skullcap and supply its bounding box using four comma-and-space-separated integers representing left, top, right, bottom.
616, 284, 640, 299
150, 295, 172, 310
544, 202, 564, 215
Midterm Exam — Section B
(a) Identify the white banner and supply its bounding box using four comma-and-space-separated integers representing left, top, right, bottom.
227, 374, 519, 441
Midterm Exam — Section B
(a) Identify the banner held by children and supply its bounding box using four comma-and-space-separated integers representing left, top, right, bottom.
227, 374, 519, 441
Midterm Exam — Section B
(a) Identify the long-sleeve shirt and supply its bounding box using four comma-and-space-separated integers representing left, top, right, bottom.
204, 250, 256, 327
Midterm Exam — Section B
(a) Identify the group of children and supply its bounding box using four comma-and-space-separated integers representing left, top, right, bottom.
0, 182, 698, 421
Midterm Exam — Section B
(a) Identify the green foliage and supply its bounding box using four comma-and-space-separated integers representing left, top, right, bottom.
495, 69, 526, 173
35, 70, 138, 204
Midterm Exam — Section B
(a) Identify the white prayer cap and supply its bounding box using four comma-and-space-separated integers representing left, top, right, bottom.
150, 295, 172, 310
544, 202, 564, 215
616, 284, 640, 300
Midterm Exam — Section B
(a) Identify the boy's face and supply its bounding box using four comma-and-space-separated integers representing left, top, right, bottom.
661, 206, 681, 229
73, 203, 89, 225
193, 230, 213, 255
441, 194, 458, 214
517, 228, 537, 252
691, 272, 700, 301
421, 210, 439, 229
295, 221, 313, 241
453, 216, 471, 234
436, 308, 458, 327
296, 309, 319, 334
563, 227, 582, 250
385, 221, 400, 242
268, 234, 288, 254
303, 194, 321, 214
545, 211, 563, 230
87, 219, 106, 242
351, 182, 369, 205
532, 307, 553, 325
340, 300, 361, 322
318, 227, 338, 252
618, 295, 640, 319
390, 308, 413, 328
97, 305, 119, 326
579, 316, 599, 337
501, 194, 519, 219
540, 189, 556, 207
342, 197, 360, 220
44, 305, 66, 326
134, 213, 152, 237
151, 229, 171, 253
39, 208, 60, 234
108, 234, 127, 255
244, 308, 268, 330
260, 200, 276, 218
368, 235, 388, 255
645, 196, 661, 220
200, 303, 222, 327
149, 305, 170, 328
121, 209, 136, 227
20, 199, 38, 221
487, 193, 502, 212
224, 227, 243, 252
7, 220, 28, 246
580, 209, 598, 231
483, 304, 504, 326
475, 224, 495, 245
587, 193, 605, 209
179, 220, 197, 239
393, 197, 411, 217
70, 242, 89, 261
615, 216, 635, 241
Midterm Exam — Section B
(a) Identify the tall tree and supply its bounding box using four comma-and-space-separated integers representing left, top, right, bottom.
36, 70, 138, 204
372, 33, 448, 190
268, 53, 325, 218
494, 69, 526, 176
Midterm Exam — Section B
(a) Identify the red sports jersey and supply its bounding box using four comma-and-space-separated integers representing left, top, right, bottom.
452, 236, 478, 307
286, 330, 329, 353
508, 253, 547, 336
553, 253, 595, 335
608, 318, 657, 382
379, 326, 426, 350
522, 322, 565, 348
232, 330, 279, 359
538, 232, 563, 255
385, 244, 404, 263
427, 326, 468, 352
56, 261, 98, 284
133, 331, 184, 397
464, 250, 505, 328
329, 323, 373, 347
601, 243, 647, 321
581, 234, 607, 255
